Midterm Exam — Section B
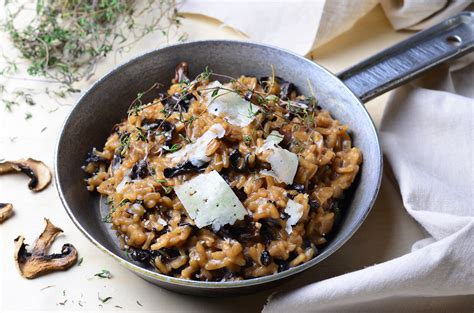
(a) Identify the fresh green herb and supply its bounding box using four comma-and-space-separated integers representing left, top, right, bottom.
156, 179, 173, 194
211, 87, 220, 98
247, 102, 258, 118
3, 100, 17, 112
119, 199, 131, 206
63, 290, 66, 297
265, 95, 279, 103
40, 127, 47, 132
77, 257, 84, 266
98, 293, 112, 303
136, 300, 143, 307
163, 185, 174, 194
127, 82, 162, 115
94, 269, 112, 279
2, 1, 183, 92
0, 55, 18, 75
243, 135, 252, 145
57, 299, 68, 306
136, 127, 148, 142
25, 112, 33, 120
136, 92, 144, 106
130, 92, 145, 116
162, 143, 181, 152
200, 66, 212, 80
119, 133, 131, 157
115, 305, 123, 309
256, 95, 267, 105
103, 200, 116, 223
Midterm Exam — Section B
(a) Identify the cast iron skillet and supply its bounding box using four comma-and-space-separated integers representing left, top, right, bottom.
55, 13, 473, 296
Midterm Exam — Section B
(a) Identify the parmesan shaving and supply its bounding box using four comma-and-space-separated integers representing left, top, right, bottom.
167, 123, 225, 166
174, 170, 248, 231
205, 81, 259, 127
259, 131, 298, 184
284, 199, 304, 234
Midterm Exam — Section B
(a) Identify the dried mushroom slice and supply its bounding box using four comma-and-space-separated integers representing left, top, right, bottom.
13, 219, 78, 279
0, 158, 52, 192
0, 203, 13, 223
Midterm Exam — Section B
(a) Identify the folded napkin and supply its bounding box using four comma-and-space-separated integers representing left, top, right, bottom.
181, 0, 472, 55
263, 54, 474, 313
181, 1, 474, 311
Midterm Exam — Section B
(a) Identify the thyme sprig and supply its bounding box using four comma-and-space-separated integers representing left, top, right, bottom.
2, 0, 182, 86
1, 0, 184, 111
124, 66, 320, 159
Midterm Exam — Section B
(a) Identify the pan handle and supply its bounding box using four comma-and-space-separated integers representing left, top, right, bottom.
337, 11, 474, 103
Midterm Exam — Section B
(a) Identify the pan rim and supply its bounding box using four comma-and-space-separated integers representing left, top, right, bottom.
54, 39, 383, 290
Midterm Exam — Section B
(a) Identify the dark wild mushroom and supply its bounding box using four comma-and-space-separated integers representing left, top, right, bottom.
0, 158, 52, 192
130, 160, 149, 180
141, 118, 176, 148
13, 218, 78, 279
168, 93, 195, 112
0, 203, 13, 223
163, 160, 208, 178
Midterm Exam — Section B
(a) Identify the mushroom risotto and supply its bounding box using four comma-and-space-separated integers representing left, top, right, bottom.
83, 62, 362, 281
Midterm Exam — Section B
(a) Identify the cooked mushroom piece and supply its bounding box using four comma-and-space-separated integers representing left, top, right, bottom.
0, 203, 13, 223
141, 118, 176, 148
163, 160, 208, 178
230, 150, 247, 172
173, 61, 190, 83
0, 158, 52, 192
13, 218, 78, 279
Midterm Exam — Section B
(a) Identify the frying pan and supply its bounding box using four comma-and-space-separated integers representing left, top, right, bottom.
55, 12, 474, 295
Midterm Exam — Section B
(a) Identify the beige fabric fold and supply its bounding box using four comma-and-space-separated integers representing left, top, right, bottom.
263, 55, 474, 313
181, 0, 472, 54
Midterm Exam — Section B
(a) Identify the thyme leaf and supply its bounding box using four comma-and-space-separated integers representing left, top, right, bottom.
162, 143, 181, 152
94, 269, 112, 279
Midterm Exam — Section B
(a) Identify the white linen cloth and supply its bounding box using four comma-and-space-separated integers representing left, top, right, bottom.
181, 1, 474, 311
263, 55, 474, 313
181, 0, 472, 55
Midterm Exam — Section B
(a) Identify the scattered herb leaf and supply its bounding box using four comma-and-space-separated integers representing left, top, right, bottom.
98, 293, 112, 303
162, 143, 181, 152
94, 269, 112, 279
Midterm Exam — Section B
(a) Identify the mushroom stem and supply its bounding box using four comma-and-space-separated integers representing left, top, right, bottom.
0, 203, 13, 223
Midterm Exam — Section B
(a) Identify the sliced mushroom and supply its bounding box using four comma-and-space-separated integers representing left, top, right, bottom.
13, 218, 78, 279
0, 203, 13, 223
0, 158, 52, 192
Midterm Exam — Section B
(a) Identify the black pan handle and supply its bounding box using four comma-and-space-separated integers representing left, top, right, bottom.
337, 11, 474, 103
